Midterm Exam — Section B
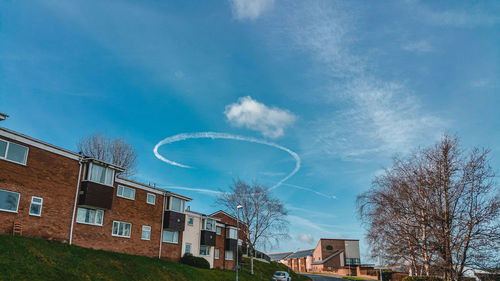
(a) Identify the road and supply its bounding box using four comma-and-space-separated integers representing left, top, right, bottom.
301, 273, 345, 281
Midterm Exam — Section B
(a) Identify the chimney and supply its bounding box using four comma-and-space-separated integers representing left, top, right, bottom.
0, 113, 8, 121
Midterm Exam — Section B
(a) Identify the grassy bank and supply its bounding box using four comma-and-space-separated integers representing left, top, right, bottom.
0, 234, 309, 281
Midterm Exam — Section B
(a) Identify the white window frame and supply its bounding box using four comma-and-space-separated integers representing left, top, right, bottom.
0, 189, 21, 213
200, 245, 210, 256
216, 226, 221, 235
76, 207, 104, 226
225, 250, 234, 260
187, 216, 194, 226
117, 185, 135, 200
0, 139, 29, 166
227, 227, 237, 239
112, 221, 132, 238
168, 196, 185, 213
215, 249, 220, 259
87, 162, 115, 187
202, 218, 215, 232
146, 193, 156, 205
185, 243, 192, 254
29, 196, 43, 217
141, 225, 151, 240
162, 229, 179, 244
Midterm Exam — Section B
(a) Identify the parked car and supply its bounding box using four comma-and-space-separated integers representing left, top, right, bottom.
271, 271, 291, 281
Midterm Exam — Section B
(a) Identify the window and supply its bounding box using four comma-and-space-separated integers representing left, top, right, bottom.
0, 139, 28, 165
225, 250, 233, 260
202, 218, 215, 231
76, 207, 104, 226
215, 249, 220, 259
112, 221, 132, 238
187, 217, 194, 226
163, 230, 178, 243
169, 197, 184, 212
185, 243, 191, 254
200, 245, 210, 256
227, 228, 237, 239
147, 193, 156, 205
29, 196, 43, 216
141, 225, 151, 240
117, 185, 135, 200
216, 227, 221, 235
88, 163, 114, 186
0, 189, 20, 213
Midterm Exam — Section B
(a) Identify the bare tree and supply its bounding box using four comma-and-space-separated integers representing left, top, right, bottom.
77, 132, 138, 177
358, 135, 499, 280
216, 180, 290, 275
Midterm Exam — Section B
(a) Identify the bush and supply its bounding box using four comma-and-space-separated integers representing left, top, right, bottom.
343, 277, 365, 281
367, 270, 378, 276
402, 276, 443, 281
180, 253, 210, 269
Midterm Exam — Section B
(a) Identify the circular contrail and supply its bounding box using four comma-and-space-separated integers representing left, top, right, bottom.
153, 132, 301, 191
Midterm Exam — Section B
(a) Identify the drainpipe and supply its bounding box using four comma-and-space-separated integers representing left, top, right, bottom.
69, 157, 84, 244
159, 193, 165, 259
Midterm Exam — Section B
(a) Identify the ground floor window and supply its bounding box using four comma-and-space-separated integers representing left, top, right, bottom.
225, 250, 233, 260
200, 245, 210, 256
112, 221, 132, 238
0, 189, 20, 213
214, 249, 220, 259
163, 230, 178, 243
76, 207, 104, 226
141, 225, 151, 240
29, 196, 43, 216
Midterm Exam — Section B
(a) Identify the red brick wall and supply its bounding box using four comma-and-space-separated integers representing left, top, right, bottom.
161, 233, 183, 261
211, 211, 248, 244
214, 225, 225, 269
0, 136, 80, 242
72, 181, 165, 258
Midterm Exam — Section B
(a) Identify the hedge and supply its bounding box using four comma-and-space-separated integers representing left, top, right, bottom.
402, 276, 443, 281
180, 253, 210, 269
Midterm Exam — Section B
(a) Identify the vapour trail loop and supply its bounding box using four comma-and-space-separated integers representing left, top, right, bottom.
153, 132, 301, 191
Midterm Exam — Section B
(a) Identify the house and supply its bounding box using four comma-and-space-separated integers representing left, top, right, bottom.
211, 210, 248, 270
275, 238, 361, 274
0, 124, 244, 270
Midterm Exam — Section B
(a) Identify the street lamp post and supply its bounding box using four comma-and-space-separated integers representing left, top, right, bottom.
236, 205, 243, 281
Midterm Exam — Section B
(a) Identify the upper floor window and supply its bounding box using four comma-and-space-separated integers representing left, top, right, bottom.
227, 227, 237, 239
112, 221, 132, 238
216, 227, 221, 235
117, 185, 135, 200
146, 193, 156, 205
88, 163, 114, 186
187, 217, 194, 226
168, 196, 185, 213
0, 189, 20, 213
202, 218, 215, 232
0, 139, 28, 165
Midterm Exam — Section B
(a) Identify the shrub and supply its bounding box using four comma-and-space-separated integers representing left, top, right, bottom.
366, 270, 378, 276
402, 276, 443, 281
180, 253, 210, 269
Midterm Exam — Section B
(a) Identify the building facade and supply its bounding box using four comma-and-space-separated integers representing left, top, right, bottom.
0, 125, 241, 269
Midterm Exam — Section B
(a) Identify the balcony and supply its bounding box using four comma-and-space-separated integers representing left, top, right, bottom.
78, 180, 113, 210
200, 230, 216, 246
225, 238, 237, 251
163, 211, 186, 232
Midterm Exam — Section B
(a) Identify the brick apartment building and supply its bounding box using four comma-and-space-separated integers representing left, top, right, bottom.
269, 238, 361, 274
0, 123, 249, 270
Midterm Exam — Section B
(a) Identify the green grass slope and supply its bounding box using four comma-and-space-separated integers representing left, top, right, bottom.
0, 234, 309, 281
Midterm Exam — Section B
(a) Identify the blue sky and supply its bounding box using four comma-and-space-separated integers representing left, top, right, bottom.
1, 0, 499, 260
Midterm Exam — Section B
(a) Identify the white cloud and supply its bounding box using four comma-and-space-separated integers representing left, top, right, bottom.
298, 233, 314, 244
229, 0, 274, 21
402, 40, 433, 53
224, 96, 296, 139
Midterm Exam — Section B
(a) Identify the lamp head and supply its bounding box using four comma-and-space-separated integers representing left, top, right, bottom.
237, 205, 243, 209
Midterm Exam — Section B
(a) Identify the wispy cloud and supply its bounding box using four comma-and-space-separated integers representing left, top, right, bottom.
224, 96, 296, 139
282, 183, 336, 200
287, 205, 337, 219
297, 233, 314, 244
402, 40, 433, 53
229, 0, 274, 21
419, 8, 500, 27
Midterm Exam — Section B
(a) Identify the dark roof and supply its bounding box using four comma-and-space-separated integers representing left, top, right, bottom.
287, 249, 314, 259
312, 250, 343, 265
268, 252, 293, 261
